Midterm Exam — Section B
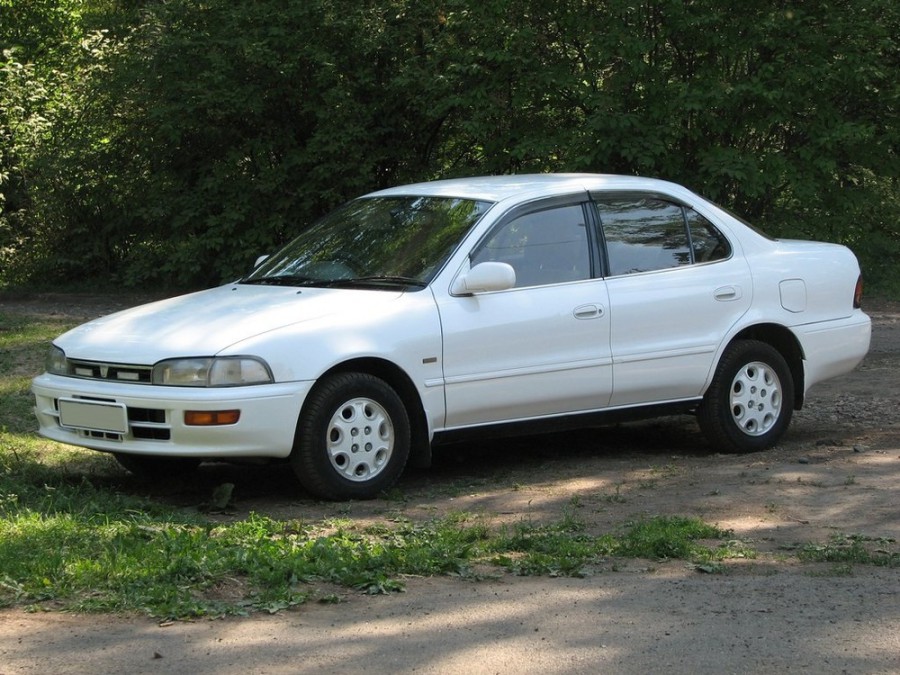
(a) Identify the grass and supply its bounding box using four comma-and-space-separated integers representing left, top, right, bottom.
0, 309, 896, 618
0, 447, 750, 617
798, 534, 899, 568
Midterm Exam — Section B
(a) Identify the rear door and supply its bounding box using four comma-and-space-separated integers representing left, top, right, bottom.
593, 194, 752, 406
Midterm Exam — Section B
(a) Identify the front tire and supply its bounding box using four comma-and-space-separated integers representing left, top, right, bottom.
698, 340, 794, 453
291, 372, 410, 500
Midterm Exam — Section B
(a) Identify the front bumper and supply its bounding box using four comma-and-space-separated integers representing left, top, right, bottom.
32, 373, 313, 459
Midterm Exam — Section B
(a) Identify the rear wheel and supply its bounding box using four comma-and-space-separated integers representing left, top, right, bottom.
291, 372, 410, 500
698, 340, 794, 453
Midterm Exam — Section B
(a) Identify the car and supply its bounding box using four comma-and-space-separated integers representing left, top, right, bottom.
32, 174, 872, 499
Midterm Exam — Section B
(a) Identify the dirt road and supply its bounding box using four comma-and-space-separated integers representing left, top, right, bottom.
1, 296, 898, 674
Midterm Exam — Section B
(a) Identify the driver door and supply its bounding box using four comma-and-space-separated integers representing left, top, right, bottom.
436, 200, 613, 429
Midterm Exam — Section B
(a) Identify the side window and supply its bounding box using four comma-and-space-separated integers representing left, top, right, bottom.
686, 208, 731, 263
598, 199, 691, 276
471, 204, 590, 287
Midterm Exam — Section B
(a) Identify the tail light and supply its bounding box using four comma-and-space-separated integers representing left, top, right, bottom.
853, 275, 863, 309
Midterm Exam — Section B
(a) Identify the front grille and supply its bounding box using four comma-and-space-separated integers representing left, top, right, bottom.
78, 429, 124, 441
129, 406, 170, 440
128, 407, 166, 424
64, 358, 153, 384
132, 427, 171, 440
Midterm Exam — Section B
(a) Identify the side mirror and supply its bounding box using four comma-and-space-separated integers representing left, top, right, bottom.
451, 262, 516, 295
254, 254, 270, 268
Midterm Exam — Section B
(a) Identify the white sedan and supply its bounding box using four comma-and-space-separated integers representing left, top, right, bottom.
32, 174, 872, 499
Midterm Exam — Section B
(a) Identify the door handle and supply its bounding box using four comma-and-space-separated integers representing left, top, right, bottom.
714, 286, 742, 302
574, 304, 605, 319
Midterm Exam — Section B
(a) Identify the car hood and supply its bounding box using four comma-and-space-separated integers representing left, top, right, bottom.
54, 284, 404, 363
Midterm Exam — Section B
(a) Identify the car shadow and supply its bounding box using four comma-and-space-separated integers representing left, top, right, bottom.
116, 415, 717, 508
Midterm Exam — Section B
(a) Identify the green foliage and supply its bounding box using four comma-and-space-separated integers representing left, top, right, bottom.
2, 452, 753, 616
799, 534, 899, 568
616, 516, 733, 561
488, 513, 746, 576
1, 0, 898, 291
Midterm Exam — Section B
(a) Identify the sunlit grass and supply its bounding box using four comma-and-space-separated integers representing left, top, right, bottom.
0, 421, 757, 618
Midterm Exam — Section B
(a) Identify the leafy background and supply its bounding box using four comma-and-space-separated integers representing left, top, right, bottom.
1, 0, 897, 292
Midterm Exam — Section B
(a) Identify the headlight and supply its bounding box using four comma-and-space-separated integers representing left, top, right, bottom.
46, 345, 68, 375
152, 357, 273, 387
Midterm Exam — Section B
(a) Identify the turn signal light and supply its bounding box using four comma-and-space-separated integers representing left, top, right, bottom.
184, 410, 241, 426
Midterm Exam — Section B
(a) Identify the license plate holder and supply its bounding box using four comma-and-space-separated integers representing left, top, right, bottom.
58, 398, 128, 434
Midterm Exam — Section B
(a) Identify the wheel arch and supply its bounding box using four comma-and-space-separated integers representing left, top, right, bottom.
729, 323, 805, 409
310, 357, 432, 468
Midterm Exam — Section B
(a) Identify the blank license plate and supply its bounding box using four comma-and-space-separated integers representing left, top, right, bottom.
58, 398, 128, 434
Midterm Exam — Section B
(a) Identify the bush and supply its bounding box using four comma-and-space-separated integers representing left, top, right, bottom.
2, 0, 897, 292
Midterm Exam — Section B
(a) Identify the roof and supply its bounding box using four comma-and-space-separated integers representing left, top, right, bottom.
367, 173, 687, 203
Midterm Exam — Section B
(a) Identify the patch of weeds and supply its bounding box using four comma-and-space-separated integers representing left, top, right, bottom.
600, 483, 627, 503
490, 514, 750, 577
558, 506, 585, 532
355, 576, 405, 595
798, 534, 899, 568
489, 519, 613, 577
616, 516, 733, 561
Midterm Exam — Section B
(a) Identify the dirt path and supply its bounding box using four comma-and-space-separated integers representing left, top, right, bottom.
1, 296, 898, 674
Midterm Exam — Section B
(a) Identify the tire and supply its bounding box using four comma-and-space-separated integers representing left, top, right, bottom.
291, 372, 410, 500
698, 339, 794, 453
114, 453, 201, 479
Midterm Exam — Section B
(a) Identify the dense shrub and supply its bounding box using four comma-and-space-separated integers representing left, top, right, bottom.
2, 0, 897, 292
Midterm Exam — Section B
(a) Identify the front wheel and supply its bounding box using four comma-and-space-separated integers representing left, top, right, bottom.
291, 372, 410, 500
698, 340, 794, 453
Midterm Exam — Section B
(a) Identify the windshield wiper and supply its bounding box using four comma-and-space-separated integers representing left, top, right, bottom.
240, 275, 317, 286
242, 275, 426, 289
342, 275, 427, 288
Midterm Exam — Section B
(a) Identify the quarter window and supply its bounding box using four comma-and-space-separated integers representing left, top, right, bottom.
597, 199, 730, 275
686, 209, 731, 262
598, 199, 691, 276
472, 204, 591, 287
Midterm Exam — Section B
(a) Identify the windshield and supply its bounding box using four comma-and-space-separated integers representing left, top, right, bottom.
243, 196, 492, 289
